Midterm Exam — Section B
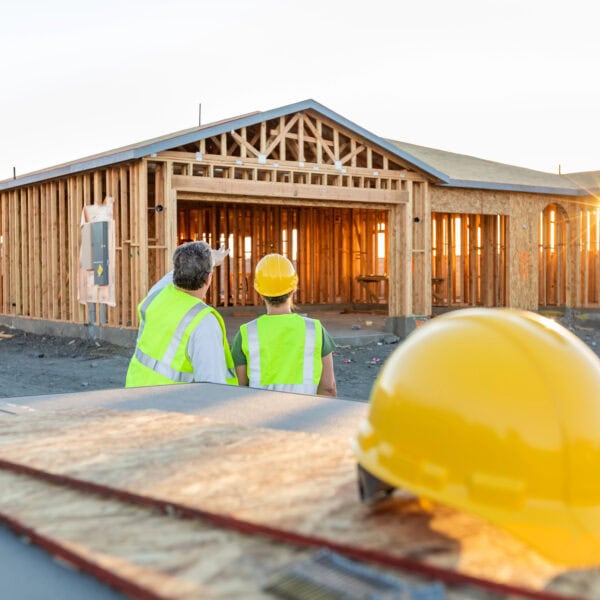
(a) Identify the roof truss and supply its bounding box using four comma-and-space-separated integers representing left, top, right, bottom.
165, 110, 422, 176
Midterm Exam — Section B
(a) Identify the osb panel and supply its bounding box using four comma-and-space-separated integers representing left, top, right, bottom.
0, 409, 597, 599
508, 193, 546, 310
430, 188, 511, 215
432, 188, 587, 311
0, 469, 313, 600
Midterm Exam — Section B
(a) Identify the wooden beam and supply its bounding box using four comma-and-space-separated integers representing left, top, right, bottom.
260, 122, 267, 155
302, 115, 334, 163
388, 200, 411, 316
19, 189, 29, 316
27, 188, 35, 316
49, 182, 59, 320
342, 144, 366, 167
0, 193, 5, 313
10, 191, 21, 314
68, 179, 78, 322
333, 129, 340, 162
138, 161, 149, 301
264, 114, 299, 158
298, 116, 305, 162
164, 161, 176, 271
230, 130, 260, 158
172, 175, 408, 204
40, 184, 49, 318
176, 193, 392, 212
155, 151, 418, 180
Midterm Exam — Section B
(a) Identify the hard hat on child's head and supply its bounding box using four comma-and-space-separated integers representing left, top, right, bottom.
254, 254, 298, 297
353, 308, 600, 566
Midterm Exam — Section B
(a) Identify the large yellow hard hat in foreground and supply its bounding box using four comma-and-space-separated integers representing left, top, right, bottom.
353, 308, 600, 567
254, 254, 298, 297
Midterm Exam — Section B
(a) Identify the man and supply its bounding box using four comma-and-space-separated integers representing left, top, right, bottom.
125, 241, 237, 387
146, 244, 229, 296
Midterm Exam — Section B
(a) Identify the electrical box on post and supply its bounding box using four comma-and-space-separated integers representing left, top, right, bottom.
91, 221, 109, 286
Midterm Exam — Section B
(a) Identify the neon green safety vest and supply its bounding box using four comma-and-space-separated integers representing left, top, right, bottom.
239, 313, 323, 394
126, 285, 237, 387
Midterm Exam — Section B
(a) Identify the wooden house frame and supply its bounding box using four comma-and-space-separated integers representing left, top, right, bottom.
0, 99, 599, 342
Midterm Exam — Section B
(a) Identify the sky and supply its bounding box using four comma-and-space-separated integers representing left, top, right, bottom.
1, 0, 600, 181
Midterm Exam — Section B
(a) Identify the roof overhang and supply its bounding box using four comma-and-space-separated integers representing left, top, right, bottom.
441, 179, 587, 197
0, 99, 449, 192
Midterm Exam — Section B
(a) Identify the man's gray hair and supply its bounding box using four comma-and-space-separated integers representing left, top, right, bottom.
173, 241, 214, 290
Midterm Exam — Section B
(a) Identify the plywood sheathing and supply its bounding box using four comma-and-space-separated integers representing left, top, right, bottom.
0, 409, 597, 598
430, 186, 600, 311
0, 469, 317, 600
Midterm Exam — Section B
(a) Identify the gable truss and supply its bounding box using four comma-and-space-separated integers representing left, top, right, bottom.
159, 110, 424, 177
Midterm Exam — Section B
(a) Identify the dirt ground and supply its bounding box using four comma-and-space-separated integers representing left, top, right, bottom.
0, 314, 598, 402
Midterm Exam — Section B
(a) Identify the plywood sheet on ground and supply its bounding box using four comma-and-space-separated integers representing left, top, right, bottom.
0, 469, 318, 600
0, 409, 598, 599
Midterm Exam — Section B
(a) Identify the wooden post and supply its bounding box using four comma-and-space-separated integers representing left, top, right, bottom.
138, 161, 149, 304
388, 199, 411, 317
19, 188, 28, 317
49, 182, 59, 320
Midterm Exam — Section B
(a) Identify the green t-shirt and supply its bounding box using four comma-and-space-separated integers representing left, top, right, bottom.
231, 317, 336, 366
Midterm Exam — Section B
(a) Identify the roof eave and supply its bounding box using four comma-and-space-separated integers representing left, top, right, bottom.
0, 99, 449, 192
441, 178, 586, 197
0, 150, 138, 191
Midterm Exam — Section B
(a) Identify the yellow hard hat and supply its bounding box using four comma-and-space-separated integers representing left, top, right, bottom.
254, 254, 298, 297
353, 308, 600, 567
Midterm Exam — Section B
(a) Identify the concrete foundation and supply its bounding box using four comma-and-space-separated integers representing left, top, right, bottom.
0, 316, 137, 348
0, 310, 399, 349
384, 315, 429, 339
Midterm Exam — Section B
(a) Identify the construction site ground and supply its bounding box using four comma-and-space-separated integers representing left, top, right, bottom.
1, 308, 599, 401
0, 309, 397, 401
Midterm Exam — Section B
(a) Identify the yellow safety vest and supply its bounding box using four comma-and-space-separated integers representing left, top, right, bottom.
239, 313, 322, 394
126, 285, 237, 387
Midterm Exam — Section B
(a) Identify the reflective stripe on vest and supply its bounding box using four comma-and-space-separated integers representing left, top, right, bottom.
133, 347, 195, 383
136, 300, 211, 383
246, 316, 318, 394
136, 287, 163, 344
